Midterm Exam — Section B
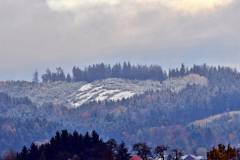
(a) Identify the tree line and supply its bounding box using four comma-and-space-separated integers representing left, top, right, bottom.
40, 62, 167, 83
35, 63, 240, 83
2, 130, 185, 160
2, 131, 240, 160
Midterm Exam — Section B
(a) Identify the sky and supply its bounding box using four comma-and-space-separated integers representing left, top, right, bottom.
0, 0, 240, 80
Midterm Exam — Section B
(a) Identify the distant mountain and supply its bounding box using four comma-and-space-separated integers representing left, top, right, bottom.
0, 64, 240, 154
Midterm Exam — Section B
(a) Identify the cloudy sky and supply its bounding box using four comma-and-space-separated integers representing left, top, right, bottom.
0, 0, 240, 80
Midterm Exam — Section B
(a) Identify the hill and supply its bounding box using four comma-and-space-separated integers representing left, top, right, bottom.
0, 74, 207, 108
0, 64, 240, 154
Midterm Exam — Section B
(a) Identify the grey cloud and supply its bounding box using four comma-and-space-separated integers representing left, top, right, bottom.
0, 0, 239, 80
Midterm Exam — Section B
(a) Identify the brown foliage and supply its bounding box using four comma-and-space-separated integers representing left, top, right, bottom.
207, 144, 237, 160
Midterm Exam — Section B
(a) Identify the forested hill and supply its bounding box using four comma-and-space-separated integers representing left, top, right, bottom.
1, 64, 240, 155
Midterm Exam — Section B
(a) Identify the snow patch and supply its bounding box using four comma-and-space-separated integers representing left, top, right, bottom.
69, 74, 208, 108
79, 83, 93, 92
110, 91, 136, 101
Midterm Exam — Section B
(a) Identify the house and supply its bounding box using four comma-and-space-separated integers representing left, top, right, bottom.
130, 155, 143, 160
181, 154, 205, 160
151, 155, 168, 160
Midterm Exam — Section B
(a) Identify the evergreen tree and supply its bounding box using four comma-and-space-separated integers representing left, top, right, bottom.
180, 64, 186, 77
115, 142, 130, 160
32, 70, 39, 84
18, 146, 28, 160
56, 67, 66, 81
66, 73, 72, 82
29, 143, 39, 160
41, 69, 52, 82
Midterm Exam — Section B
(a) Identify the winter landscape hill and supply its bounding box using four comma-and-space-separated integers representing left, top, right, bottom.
0, 74, 207, 108
0, 63, 240, 155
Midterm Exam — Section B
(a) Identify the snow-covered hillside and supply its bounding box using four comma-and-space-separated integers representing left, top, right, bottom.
0, 74, 208, 108
191, 111, 240, 127
69, 74, 208, 108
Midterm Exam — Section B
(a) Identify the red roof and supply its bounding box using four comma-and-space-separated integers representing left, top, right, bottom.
130, 155, 143, 160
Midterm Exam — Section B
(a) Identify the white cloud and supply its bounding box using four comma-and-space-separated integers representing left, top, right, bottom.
47, 0, 120, 11
47, 0, 234, 14
161, 0, 233, 14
